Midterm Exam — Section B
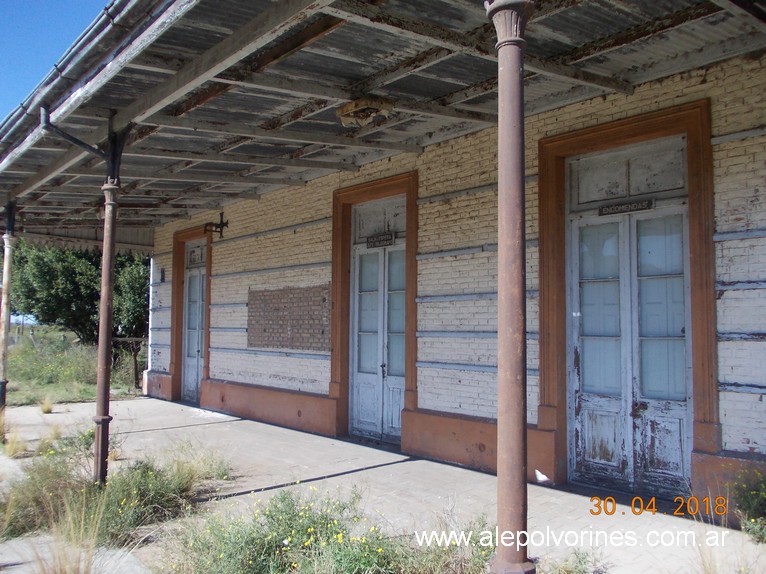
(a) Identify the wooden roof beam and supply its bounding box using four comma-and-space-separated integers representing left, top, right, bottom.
350, 47, 455, 96
143, 115, 424, 154
124, 148, 359, 171
20, 232, 152, 252
258, 47, 457, 132
222, 74, 497, 123
64, 167, 305, 186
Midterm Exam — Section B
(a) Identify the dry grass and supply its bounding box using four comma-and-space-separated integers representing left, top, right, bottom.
4, 428, 28, 458
31, 493, 105, 574
40, 396, 54, 414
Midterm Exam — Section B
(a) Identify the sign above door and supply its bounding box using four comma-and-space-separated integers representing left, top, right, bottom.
366, 232, 395, 249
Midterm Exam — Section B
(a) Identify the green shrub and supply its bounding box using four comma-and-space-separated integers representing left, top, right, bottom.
0, 443, 230, 547
166, 489, 490, 574
732, 469, 766, 543
1, 455, 88, 538
99, 459, 197, 545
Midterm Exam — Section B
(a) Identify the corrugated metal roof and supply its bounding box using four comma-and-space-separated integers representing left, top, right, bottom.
0, 0, 764, 246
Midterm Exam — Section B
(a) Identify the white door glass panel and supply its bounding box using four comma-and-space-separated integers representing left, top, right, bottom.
351, 248, 383, 437
387, 334, 405, 377
641, 339, 686, 400
388, 250, 406, 290
639, 277, 685, 337
387, 292, 406, 333
638, 216, 683, 275
358, 334, 378, 374
581, 282, 620, 336
358, 293, 378, 332
580, 223, 619, 279
581, 338, 622, 396
359, 253, 379, 291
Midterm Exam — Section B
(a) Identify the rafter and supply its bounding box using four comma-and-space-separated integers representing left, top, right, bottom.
21, 232, 152, 252
708, 0, 766, 33
107, 13, 349, 200
322, 0, 634, 94
142, 115, 424, 154
9, 0, 336, 200
63, 167, 305, 186
124, 148, 359, 171
219, 74, 497, 123
556, 3, 725, 65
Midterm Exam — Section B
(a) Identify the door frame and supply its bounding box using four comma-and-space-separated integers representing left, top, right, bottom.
331, 172, 418, 437
537, 100, 718, 484
170, 226, 212, 401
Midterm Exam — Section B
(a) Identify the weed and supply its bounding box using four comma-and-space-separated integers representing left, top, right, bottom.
165, 489, 490, 574
4, 429, 28, 458
536, 549, 610, 574
40, 396, 54, 414
31, 489, 106, 574
1, 443, 230, 547
172, 442, 232, 482
1, 455, 87, 537
731, 469, 766, 543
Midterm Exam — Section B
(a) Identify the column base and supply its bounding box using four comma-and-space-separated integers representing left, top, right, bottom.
0, 379, 7, 408
489, 557, 536, 574
92, 414, 113, 484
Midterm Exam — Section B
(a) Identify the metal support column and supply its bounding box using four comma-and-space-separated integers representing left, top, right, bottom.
93, 183, 118, 484
39, 106, 131, 483
93, 122, 129, 485
486, 1, 535, 573
0, 202, 16, 410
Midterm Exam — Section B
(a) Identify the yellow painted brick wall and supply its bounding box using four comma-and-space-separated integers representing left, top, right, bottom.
150, 52, 766, 445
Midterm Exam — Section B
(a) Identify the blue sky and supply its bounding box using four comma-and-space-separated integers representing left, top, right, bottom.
0, 0, 108, 124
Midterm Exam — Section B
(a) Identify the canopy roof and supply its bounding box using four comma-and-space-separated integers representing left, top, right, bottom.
0, 0, 764, 249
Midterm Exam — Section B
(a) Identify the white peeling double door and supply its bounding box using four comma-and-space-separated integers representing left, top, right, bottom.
570, 207, 692, 494
350, 244, 405, 442
182, 241, 206, 404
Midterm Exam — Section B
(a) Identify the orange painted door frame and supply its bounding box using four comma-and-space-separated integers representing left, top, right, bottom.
331, 172, 419, 437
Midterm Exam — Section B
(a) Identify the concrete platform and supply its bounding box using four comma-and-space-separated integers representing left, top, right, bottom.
3, 397, 765, 573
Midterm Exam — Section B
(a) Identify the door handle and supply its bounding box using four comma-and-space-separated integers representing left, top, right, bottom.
630, 401, 648, 418
380, 363, 386, 377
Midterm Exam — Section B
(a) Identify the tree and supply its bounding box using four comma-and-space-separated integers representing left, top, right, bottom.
8, 240, 149, 345
114, 254, 150, 339
113, 253, 150, 387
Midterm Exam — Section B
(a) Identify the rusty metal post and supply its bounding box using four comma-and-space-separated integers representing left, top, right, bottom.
0, 202, 16, 410
486, 1, 535, 573
93, 183, 118, 484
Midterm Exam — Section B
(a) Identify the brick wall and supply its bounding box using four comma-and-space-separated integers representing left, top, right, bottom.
247, 284, 331, 351
149, 52, 766, 452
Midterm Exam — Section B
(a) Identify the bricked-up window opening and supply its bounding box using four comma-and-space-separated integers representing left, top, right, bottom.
247, 284, 331, 352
